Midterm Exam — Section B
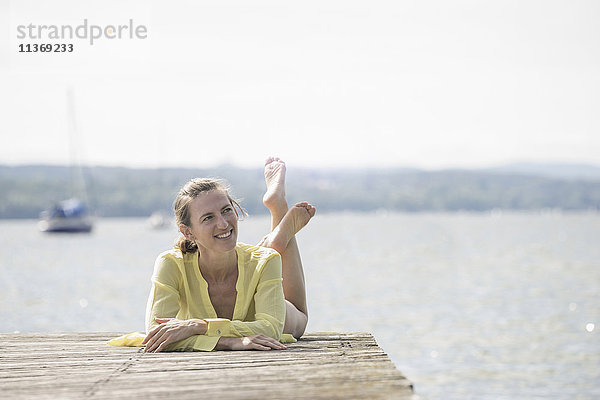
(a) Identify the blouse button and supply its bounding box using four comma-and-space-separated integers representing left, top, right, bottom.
216, 330, 221, 335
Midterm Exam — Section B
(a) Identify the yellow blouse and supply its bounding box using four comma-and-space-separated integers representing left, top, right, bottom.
145, 242, 295, 351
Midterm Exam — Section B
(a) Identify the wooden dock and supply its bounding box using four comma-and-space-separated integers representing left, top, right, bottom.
0, 332, 414, 399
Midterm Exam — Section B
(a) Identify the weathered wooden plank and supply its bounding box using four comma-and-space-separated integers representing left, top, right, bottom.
0, 332, 414, 399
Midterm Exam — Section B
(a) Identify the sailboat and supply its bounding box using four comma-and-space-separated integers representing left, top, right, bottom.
38, 198, 93, 233
39, 88, 94, 233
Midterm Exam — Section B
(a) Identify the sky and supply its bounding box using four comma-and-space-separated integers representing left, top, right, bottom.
1, 0, 599, 170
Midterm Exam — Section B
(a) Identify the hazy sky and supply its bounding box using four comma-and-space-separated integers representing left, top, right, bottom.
1, 0, 599, 169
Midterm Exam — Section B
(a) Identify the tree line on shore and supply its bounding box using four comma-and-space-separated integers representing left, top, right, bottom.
1, 164, 599, 219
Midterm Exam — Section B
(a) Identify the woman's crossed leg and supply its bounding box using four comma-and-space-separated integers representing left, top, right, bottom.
258, 157, 314, 338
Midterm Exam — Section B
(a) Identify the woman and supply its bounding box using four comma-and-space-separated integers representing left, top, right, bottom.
142, 157, 315, 352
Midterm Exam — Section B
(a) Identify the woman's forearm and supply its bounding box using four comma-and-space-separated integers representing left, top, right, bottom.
189, 318, 208, 335
214, 336, 235, 350
214, 335, 286, 351
143, 317, 208, 352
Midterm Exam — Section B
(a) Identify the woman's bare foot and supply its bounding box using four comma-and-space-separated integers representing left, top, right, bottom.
261, 202, 316, 254
263, 157, 287, 213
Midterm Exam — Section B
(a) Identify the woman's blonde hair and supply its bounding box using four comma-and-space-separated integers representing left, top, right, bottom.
173, 178, 246, 254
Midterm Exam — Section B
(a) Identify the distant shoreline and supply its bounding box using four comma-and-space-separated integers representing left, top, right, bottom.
1, 163, 599, 219
1, 209, 599, 222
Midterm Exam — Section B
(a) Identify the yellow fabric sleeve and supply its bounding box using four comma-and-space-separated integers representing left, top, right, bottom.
106, 332, 145, 347
145, 253, 181, 333
143, 253, 220, 351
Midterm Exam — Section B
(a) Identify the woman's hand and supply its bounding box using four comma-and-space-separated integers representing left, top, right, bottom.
216, 334, 287, 351
143, 317, 207, 353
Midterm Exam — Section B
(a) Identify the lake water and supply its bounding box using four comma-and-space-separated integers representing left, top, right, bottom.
1, 212, 598, 399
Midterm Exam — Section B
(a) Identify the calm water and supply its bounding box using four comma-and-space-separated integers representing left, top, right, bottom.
1, 212, 598, 399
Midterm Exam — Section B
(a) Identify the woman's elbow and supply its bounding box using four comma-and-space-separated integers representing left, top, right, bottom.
255, 313, 284, 340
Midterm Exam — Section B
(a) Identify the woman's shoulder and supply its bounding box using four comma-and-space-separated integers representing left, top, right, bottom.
157, 248, 184, 262
236, 243, 282, 278
153, 248, 198, 282
236, 242, 280, 263
155, 248, 196, 271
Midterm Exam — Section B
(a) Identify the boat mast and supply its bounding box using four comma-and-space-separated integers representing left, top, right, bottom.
66, 87, 89, 205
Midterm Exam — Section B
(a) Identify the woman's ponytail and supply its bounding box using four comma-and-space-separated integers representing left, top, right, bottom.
174, 236, 198, 254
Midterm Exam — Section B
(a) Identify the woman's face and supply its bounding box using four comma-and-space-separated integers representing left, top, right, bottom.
182, 190, 238, 254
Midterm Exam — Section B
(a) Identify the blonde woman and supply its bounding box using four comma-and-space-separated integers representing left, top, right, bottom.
142, 158, 314, 352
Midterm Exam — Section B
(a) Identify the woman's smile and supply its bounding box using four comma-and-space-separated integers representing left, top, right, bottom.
215, 229, 233, 239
